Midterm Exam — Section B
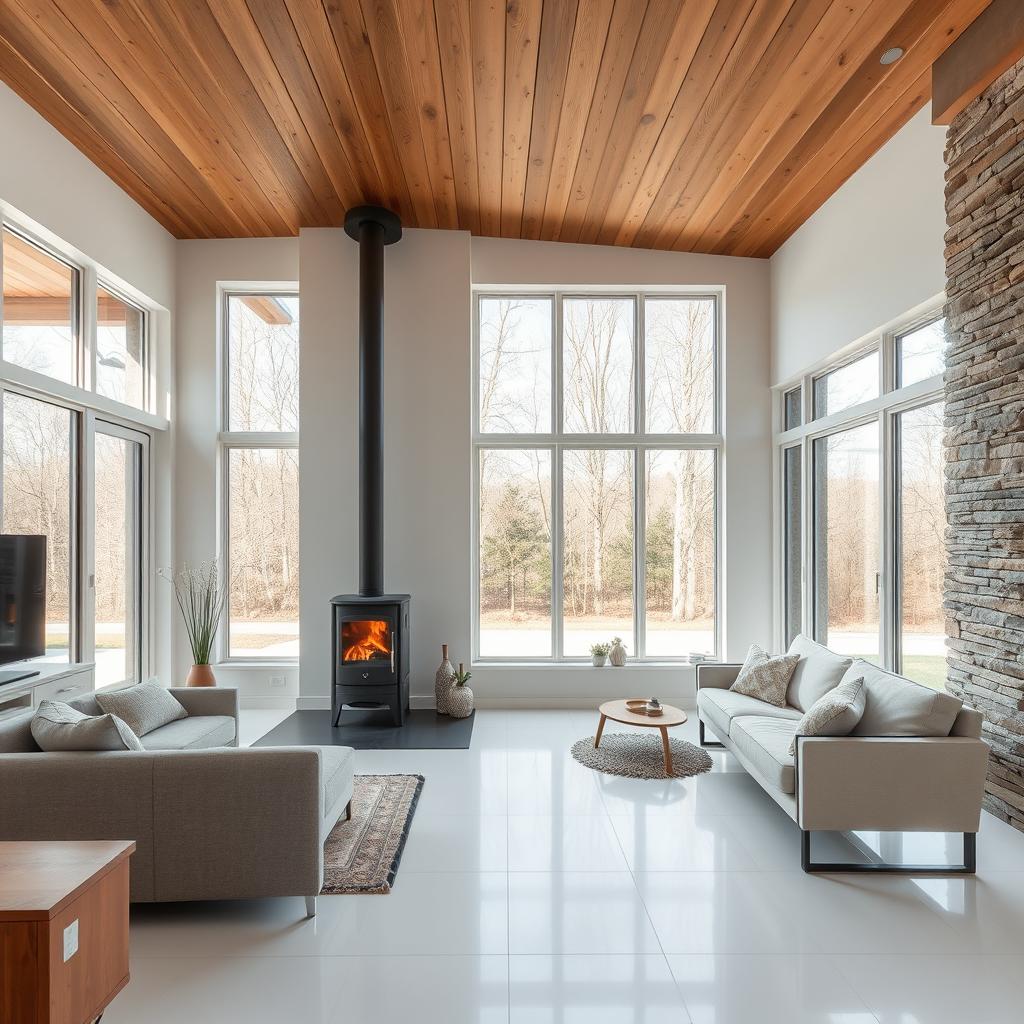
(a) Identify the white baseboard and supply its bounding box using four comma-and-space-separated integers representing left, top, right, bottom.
293, 694, 696, 712
239, 695, 298, 710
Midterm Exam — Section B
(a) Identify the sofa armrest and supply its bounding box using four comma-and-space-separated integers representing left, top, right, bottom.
168, 686, 239, 721
149, 746, 324, 901
797, 735, 989, 833
696, 663, 742, 690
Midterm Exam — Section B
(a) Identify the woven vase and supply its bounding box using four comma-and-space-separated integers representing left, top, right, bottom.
447, 685, 474, 719
434, 644, 456, 715
609, 641, 627, 667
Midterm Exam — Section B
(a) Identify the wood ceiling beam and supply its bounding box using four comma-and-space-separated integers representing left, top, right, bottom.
932, 0, 1024, 124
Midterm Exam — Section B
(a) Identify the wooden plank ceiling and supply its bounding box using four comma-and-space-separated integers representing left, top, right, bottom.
0, 0, 991, 256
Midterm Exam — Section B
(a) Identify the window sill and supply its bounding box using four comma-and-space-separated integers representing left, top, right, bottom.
471, 659, 712, 670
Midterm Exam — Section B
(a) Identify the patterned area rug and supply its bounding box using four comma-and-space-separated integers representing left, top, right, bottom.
571, 733, 713, 779
322, 774, 424, 894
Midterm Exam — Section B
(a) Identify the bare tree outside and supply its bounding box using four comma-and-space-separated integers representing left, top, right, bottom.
898, 401, 947, 687
225, 295, 300, 657
1, 392, 72, 659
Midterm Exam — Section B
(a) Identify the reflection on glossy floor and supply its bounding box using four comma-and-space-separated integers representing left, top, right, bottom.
104, 709, 1024, 1023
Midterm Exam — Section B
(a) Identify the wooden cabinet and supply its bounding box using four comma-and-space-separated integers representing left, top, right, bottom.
0, 841, 134, 1024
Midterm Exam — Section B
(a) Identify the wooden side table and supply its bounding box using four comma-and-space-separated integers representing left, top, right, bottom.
594, 699, 688, 776
0, 840, 135, 1024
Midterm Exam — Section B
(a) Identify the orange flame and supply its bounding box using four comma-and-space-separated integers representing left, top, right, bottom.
342, 620, 391, 662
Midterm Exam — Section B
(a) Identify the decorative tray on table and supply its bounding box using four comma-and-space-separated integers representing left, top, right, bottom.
625, 698, 664, 717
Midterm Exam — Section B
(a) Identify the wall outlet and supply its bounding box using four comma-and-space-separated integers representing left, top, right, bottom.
63, 919, 79, 962
270, 675, 287, 690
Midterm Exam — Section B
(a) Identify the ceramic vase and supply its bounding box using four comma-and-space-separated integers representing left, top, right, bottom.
434, 644, 456, 715
591, 653, 608, 667
448, 684, 474, 719
609, 640, 627, 667
187, 663, 216, 687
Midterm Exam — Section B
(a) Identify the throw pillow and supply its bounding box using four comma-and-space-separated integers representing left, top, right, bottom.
730, 644, 800, 707
31, 700, 143, 752
788, 676, 866, 755
95, 679, 187, 737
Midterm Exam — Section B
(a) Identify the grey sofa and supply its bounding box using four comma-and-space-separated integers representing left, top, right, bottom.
697, 637, 990, 873
0, 688, 353, 916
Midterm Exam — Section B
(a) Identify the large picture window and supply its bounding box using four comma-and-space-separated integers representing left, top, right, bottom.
475, 292, 720, 662
221, 292, 299, 660
777, 310, 947, 689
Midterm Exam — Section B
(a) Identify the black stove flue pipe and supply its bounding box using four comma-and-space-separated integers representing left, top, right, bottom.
344, 206, 402, 598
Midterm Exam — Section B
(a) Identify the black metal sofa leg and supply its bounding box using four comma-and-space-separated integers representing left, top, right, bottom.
698, 719, 725, 748
801, 830, 977, 874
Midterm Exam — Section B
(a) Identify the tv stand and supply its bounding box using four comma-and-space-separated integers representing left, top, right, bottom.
0, 668, 40, 688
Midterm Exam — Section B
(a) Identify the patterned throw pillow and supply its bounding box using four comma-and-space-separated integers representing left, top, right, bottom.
31, 700, 143, 752
95, 679, 187, 737
730, 644, 800, 707
788, 677, 866, 755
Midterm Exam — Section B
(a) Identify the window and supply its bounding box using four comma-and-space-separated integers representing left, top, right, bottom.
782, 445, 802, 646
93, 427, 146, 687
221, 291, 299, 659
96, 286, 146, 409
0, 217, 157, 683
2, 392, 75, 660
2, 228, 78, 385
896, 402, 946, 687
778, 305, 947, 689
475, 292, 719, 661
897, 317, 945, 387
783, 387, 802, 430
813, 349, 879, 418
813, 422, 880, 662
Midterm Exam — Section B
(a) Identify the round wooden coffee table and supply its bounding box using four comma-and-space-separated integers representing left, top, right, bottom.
594, 699, 688, 777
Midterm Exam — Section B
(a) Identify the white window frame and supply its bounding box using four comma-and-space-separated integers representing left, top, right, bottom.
217, 285, 299, 665
0, 211, 161, 686
772, 302, 946, 674
472, 288, 723, 665
94, 279, 150, 413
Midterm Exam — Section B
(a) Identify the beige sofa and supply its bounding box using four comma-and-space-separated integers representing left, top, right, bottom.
0, 688, 353, 915
697, 636, 990, 873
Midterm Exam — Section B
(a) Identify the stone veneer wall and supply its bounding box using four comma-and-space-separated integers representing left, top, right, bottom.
945, 57, 1024, 829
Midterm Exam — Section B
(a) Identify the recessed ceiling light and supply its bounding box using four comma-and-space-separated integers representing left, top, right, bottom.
880, 47, 904, 66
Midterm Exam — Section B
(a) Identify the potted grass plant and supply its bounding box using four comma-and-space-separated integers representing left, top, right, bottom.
160, 561, 226, 687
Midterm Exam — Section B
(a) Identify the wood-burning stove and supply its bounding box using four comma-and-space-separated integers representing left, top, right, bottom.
331, 205, 410, 727
331, 593, 409, 726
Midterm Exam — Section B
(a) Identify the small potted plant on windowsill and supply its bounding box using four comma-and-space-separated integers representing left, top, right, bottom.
159, 561, 226, 687
590, 642, 610, 667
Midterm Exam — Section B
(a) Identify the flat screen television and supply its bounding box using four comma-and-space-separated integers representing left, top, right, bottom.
0, 534, 46, 687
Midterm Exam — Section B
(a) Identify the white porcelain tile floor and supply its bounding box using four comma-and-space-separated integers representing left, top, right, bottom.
102, 708, 1024, 1023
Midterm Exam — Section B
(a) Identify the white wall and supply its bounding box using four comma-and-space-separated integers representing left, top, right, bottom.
297, 230, 771, 708
770, 107, 947, 384
173, 238, 299, 697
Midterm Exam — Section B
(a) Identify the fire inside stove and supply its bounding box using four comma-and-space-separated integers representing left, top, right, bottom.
341, 619, 391, 662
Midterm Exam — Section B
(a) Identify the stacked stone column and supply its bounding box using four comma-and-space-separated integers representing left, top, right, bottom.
945, 58, 1024, 829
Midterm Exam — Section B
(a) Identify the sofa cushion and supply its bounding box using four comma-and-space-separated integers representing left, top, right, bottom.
848, 660, 963, 737
96, 680, 187, 737
698, 688, 800, 740
785, 634, 853, 712
31, 700, 143, 752
730, 644, 799, 707
788, 676, 866, 755
318, 745, 355, 819
140, 715, 236, 750
0, 710, 39, 753
729, 716, 798, 794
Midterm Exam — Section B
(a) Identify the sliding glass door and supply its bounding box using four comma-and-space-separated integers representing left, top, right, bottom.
92, 424, 146, 688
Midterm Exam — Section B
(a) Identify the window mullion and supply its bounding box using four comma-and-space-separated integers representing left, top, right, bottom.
551, 443, 563, 661
635, 446, 645, 661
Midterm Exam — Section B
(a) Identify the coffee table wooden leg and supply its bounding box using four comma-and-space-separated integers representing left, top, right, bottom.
594, 714, 607, 748
660, 727, 673, 776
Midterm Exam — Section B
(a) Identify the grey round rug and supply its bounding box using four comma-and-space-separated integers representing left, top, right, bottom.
571, 732, 713, 779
